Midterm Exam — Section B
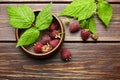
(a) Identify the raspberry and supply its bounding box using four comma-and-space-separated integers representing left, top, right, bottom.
33, 42, 43, 53
49, 22, 59, 31
49, 39, 60, 48
41, 34, 51, 44
69, 20, 80, 33
81, 29, 90, 41
61, 48, 72, 61
41, 44, 51, 53
50, 30, 59, 39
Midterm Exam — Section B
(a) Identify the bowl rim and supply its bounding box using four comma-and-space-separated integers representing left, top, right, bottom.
15, 11, 65, 57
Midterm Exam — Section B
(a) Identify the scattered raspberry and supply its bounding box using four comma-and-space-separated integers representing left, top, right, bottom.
69, 20, 80, 33
81, 29, 90, 41
61, 48, 72, 61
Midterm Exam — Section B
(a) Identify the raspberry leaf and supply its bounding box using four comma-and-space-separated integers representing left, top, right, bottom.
59, 0, 97, 21
98, 1, 112, 27
6, 5, 35, 29
87, 16, 96, 34
80, 20, 87, 29
16, 27, 40, 47
36, 3, 53, 30
98, 0, 104, 2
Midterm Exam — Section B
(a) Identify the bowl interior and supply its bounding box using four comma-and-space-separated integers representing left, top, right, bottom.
15, 11, 65, 58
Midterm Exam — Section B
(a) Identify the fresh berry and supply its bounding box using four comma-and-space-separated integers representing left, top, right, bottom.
69, 20, 80, 33
50, 30, 59, 39
34, 42, 43, 53
81, 29, 90, 41
49, 39, 60, 48
41, 34, 51, 44
91, 33, 99, 41
49, 22, 59, 31
61, 48, 72, 61
41, 44, 51, 53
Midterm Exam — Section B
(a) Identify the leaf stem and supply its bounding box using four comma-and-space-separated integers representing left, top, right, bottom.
32, 23, 35, 27
95, 0, 98, 4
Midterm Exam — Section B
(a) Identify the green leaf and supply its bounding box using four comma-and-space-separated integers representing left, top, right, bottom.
36, 3, 53, 30
16, 27, 40, 47
98, 1, 112, 27
98, 0, 104, 2
6, 5, 35, 29
87, 16, 96, 34
79, 20, 87, 29
59, 0, 97, 21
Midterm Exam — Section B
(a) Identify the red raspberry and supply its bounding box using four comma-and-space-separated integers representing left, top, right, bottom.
61, 48, 72, 61
49, 22, 59, 31
50, 30, 59, 39
41, 45, 51, 53
49, 39, 60, 48
69, 20, 80, 33
41, 34, 51, 44
33, 42, 43, 53
81, 29, 90, 41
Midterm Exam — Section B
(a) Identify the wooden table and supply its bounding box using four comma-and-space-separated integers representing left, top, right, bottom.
0, 0, 120, 80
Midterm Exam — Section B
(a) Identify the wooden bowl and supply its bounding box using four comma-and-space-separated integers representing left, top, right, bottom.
15, 11, 65, 59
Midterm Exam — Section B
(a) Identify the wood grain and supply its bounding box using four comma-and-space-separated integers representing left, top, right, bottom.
0, 43, 120, 80
0, 4, 120, 41
0, 0, 120, 3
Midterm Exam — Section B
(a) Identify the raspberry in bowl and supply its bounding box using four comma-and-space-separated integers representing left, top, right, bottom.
15, 11, 65, 59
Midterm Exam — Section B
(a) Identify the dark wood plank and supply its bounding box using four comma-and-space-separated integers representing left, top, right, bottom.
0, 42, 120, 80
0, 4, 120, 41
0, 0, 120, 2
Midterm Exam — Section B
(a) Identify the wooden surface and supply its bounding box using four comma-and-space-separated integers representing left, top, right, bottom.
0, 0, 120, 80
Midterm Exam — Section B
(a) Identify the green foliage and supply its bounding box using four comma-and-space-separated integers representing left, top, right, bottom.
60, 0, 113, 33
98, 1, 112, 27
16, 27, 40, 47
36, 3, 53, 30
7, 5, 35, 29
7, 3, 53, 47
